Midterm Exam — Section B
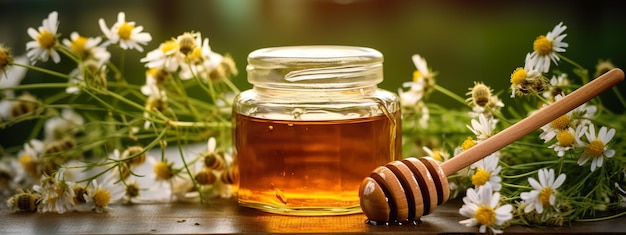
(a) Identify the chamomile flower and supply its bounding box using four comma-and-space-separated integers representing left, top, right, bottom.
26, 11, 61, 64
0, 44, 12, 77
61, 32, 110, 63
510, 53, 544, 98
538, 94, 596, 143
6, 188, 41, 212
85, 177, 125, 213
65, 59, 108, 94
0, 54, 30, 122
548, 125, 585, 157
122, 180, 143, 204
146, 156, 192, 202
121, 146, 147, 167
454, 136, 478, 157
0, 54, 28, 100
99, 12, 152, 52
594, 59, 615, 78
469, 153, 502, 191
398, 74, 430, 128
177, 38, 224, 81
208, 53, 238, 82
17, 139, 45, 180
528, 22, 569, 73
399, 55, 429, 108
398, 81, 424, 107
140, 38, 185, 72
466, 82, 504, 118
33, 168, 76, 214
467, 113, 497, 141
149, 157, 175, 182
459, 184, 513, 234
543, 73, 570, 101
576, 124, 616, 172
539, 113, 571, 143
171, 173, 199, 203
140, 68, 171, 96
520, 168, 566, 214
422, 146, 449, 163
410, 54, 436, 95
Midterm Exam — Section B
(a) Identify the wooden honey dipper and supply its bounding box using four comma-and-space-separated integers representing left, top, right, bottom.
359, 68, 625, 224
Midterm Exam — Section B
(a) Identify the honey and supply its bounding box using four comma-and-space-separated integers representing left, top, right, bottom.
233, 45, 401, 215
234, 112, 400, 215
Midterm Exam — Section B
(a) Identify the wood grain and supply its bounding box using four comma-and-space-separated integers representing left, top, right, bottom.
1, 198, 624, 234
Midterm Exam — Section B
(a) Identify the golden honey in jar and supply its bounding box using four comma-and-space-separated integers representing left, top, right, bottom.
232, 46, 401, 215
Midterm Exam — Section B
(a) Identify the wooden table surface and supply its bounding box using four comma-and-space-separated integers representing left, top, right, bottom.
1, 198, 625, 234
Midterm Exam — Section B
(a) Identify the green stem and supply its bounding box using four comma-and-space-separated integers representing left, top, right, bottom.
501, 182, 530, 190
0, 82, 70, 91
13, 63, 74, 80
220, 76, 241, 94
56, 45, 81, 64
434, 84, 470, 108
558, 54, 589, 84
558, 54, 586, 72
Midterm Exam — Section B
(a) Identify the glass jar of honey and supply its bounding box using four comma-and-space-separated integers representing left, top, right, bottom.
232, 45, 401, 215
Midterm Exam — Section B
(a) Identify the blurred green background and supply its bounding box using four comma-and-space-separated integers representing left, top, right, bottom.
1, 0, 625, 147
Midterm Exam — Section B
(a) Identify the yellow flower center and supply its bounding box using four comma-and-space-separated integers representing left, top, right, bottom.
177, 33, 197, 55
37, 29, 56, 49
18, 154, 38, 176
585, 140, 605, 157
146, 68, 170, 85
510, 67, 526, 85
474, 205, 496, 226
556, 130, 575, 147
550, 115, 570, 130
70, 36, 88, 54
0, 48, 9, 70
146, 96, 166, 112
470, 83, 491, 107
126, 146, 146, 166
117, 22, 134, 40
187, 47, 202, 62
161, 40, 178, 54
471, 168, 490, 187
153, 161, 173, 180
125, 182, 140, 198
538, 187, 553, 206
93, 188, 111, 208
533, 35, 553, 56
431, 150, 443, 162
412, 70, 421, 83
462, 137, 476, 151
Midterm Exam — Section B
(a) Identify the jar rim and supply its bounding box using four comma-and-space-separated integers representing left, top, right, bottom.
247, 45, 384, 89
248, 45, 382, 62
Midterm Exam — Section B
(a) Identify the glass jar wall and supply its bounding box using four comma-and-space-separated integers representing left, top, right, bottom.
232, 46, 401, 215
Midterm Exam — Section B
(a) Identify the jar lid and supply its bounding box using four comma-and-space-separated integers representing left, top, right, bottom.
247, 45, 383, 89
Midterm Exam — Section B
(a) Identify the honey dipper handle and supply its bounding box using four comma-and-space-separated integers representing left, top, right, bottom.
441, 68, 625, 176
